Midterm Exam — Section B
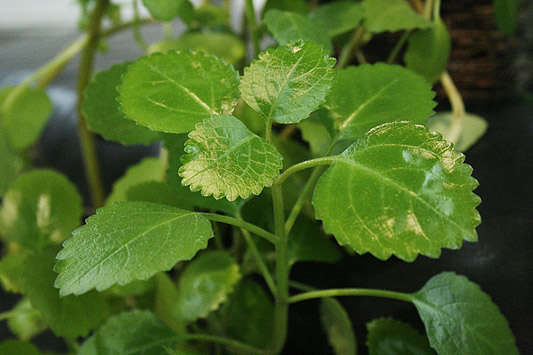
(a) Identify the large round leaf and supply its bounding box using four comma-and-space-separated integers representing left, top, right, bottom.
118, 51, 240, 133
313, 122, 481, 261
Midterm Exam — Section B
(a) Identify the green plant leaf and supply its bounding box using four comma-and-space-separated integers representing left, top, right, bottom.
0, 251, 27, 293
142, 0, 193, 22
79, 310, 178, 355
493, 0, 520, 36
240, 41, 336, 124
126, 181, 193, 209
54, 201, 214, 296
224, 279, 274, 348
109, 278, 155, 297
264, 0, 310, 14
264, 10, 332, 52
320, 298, 357, 355
313, 122, 481, 261
298, 111, 333, 156
106, 157, 166, 205
309, 1, 364, 37
427, 112, 488, 152
174, 251, 241, 322
0, 128, 23, 197
149, 33, 246, 66
7, 298, 46, 341
366, 318, 435, 355
412, 272, 519, 355
193, 4, 228, 28
22, 249, 109, 338
179, 115, 283, 201
362, 0, 432, 33
404, 19, 451, 84
153, 273, 183, 331
0, 170, 83, 250
83, 62, 160, 146
0, 86, 52, 150
0, 340, 39, 355
118, 51, 240, 134
324, 63, 436, 140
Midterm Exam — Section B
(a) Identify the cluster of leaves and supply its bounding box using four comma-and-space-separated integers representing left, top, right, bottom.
0, 0, 520, 354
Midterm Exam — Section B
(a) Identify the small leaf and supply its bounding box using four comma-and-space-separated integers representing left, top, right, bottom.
7, 298, 46, 341
324, 63, 436, 140
83, 63, 160, 146
288, 217, 341, 266
404, 19, 451, 84
225, 279, 274, 348
106, 157, 166, 206
313, 122, 481, 261
362, 0, 432, 33
118, 51, 240, 133
493, 0, 520, 37
174, 251, 241, 322
264, 9, 332, 52
79, 310, 178, 355
142, 0, 193, 22
427, 112, 488, 152
320, 298, 357, 355
55, 201, 213, 296
0, 170, 83, 250
0, 128, 23, 197
193, 4, 229, 28
309, 1, 364, 37
298, 111, 333, 156
366, 318, 435, 355
240, 41, 336, 124
0, 340, 39, 355
412, 272, 519, 355
0, 86, 52, 150
0, 251, 27, 293
22, 249, 109, 338
179, 115, 283, 201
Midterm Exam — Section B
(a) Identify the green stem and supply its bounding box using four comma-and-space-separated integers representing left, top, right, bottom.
265, 120, 273, 141
76, 0, 109, 208
289, 288, 414, 304
270, 183, 289, 354
337, 26, 366, 69
423, 0, 435, 20
386, 31, 411, 64
244, 0, 260, 58
440, 72, 465, 145
133, 0, 149, 52
181, 333, 269, 355
201, 213, 278, 244
276, 157, 338, 185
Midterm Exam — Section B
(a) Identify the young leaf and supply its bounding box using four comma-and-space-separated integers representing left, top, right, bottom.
174, 251, 241, 322
22, 249, 109, 338
82, 62, 160, 146
118, 51, 240, 133
240, 41, 336, 124
493, 0, 520, 37
412, 272, 519, 355
179, 115, 283, 201
54, 201, 214, 296
0, 170, 83, 250
264, 9, 332, 52
404, 19, 451, 84
362, 0, 432, 34
0, 340, 39, 355
313, 122, 481, 262
366, 318, 435, 355
79, 310, 178, 355
7, 298, 46, 341
309, 1, 364, 37
0, 86, 52, 150
324, 63, 436, 140
320, 298, 357, 355
427, 112, 488, 152
0, 128, 23, 197
106, 157, 166, 206
142, 0, 193, 22
225, 279, 274, 348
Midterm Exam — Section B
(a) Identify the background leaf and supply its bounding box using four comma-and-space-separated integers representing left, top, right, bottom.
362, 0, 432, 33
324, 63, 436, 140
0, 251, 27, 293
0, 340, 40, 355
55, 201, 213, 296
264, 10, 332, 52
142, 0, 193, 22
427, 112, 488, 152
313, 122, 481, 261
366, 318, 435, 355
6, 299, 46, 342
309, 1, 364, 37
174, 251, 241, 322
83, 62, 160, 146
320, 298, 357, 355
0, 170, 83, 250
493, 0, 521, 36
118, 51, 240, 133
263, 0, 309, 14
240, 41, 336, 124
0, 128, 23, 197
413, 272, 519, 355
179, 115, 283, 201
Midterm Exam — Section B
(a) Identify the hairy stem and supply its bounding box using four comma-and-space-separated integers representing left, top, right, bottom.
244, 0, 260, 58
201, 213, 278, 244
337, 26, 366, 69
440, 72, 465, 145
76, 0, 109, 208
276, 157, 338, 185
265, 120, 273, 141
289, 288, 414, 304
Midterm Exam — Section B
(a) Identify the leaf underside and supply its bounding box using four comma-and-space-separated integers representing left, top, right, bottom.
313, 121, 481, 262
